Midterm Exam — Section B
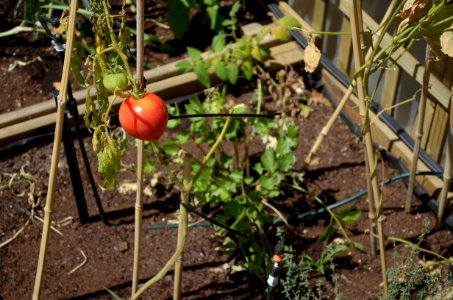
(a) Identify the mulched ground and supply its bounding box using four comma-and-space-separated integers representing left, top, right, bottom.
1, 14, 453, 300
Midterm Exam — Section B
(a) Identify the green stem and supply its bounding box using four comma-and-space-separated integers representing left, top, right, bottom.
387, 236, 453, 263
188, 117, 232, 190
101, 0, 139, 97
290, 184, 361, 250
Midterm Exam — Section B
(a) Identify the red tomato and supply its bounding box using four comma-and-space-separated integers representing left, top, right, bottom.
118, 92, 168, 141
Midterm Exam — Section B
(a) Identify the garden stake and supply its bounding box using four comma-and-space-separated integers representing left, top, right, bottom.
131, 118, 231, 299
437, 96, 453, 226
131, 0, 145, 295
405, 45, 432, 213
33, 0, 78, 299
173, 154, 191, 300
301, 0, 397, 172
350, 0, 387, 291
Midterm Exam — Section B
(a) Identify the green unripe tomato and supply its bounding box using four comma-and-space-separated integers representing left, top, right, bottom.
103, 73, 128, 93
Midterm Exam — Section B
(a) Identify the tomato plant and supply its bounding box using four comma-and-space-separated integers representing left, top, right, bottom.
119, 92, 168, 141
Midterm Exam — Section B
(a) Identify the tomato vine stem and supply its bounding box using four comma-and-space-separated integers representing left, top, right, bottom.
101, 0, 140, 98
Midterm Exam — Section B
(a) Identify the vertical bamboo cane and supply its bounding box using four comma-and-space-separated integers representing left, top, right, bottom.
32, 1, 79, 299
437, 96, 453, 226
405, 45, 432, 213
173, 155, 191, 299
131, 0, 145, 295
350, 0, 387, 292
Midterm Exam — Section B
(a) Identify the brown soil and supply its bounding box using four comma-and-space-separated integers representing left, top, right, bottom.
1, 16, 453, 300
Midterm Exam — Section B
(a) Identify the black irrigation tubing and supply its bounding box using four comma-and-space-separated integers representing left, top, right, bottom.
179, 199, 274, 252
168, 112, 281, 120
144, 171, 444, 241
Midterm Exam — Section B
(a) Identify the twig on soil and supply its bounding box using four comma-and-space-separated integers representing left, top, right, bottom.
67, 249, 88, 275
0, 218, 33, 248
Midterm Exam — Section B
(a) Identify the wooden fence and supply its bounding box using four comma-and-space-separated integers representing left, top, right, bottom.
284, 0, 453, 207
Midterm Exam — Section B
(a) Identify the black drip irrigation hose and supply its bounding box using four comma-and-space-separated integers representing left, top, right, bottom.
145, 171, 443, 232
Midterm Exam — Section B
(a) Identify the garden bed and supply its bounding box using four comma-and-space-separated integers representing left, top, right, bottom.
1, 2, 453, 300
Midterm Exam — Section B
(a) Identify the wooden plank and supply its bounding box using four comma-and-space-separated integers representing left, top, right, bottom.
0, 41, 304, 148
0, 22, 282, 131
338, 0, 451, 110
337, 17, 352, 73
420, 99, 435, 149
380, 65, 400, 114
312, 0, 327, 32
426, 103, 448, 161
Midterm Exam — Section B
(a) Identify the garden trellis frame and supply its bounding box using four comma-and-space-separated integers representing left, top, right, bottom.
277, 0, 453, 222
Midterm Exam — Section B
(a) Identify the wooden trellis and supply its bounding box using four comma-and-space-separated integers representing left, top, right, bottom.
283, 0, 453, 209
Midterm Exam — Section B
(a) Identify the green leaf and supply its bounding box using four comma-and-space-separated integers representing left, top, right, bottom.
226, 63, 239, 85
259, 173, 281, 190
244, 176, 254, 185
168, 0, 190, 39
240, 61, 253, 81
287, 125, 298, 138
194, 62, 211, 87
185, 96, 203, 114
176, 60, 192, 73
143, 157, 155, 174
278, 152, 295, 172
338, 208, 361, 225
213, 60, 228, 81
212, 33, 226, 52
276, 138, 292, 156
187, 47, 202, 61
206, 4, 220, 30
203, 0, 216, 5
229, 1, 241, 17
317, 224, 337, 242
253, 162, 264, 175
260, 149, 277, 172
277, 15, 300, 29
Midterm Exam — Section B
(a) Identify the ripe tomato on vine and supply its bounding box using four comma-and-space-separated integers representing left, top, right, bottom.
119, 92, 168, 141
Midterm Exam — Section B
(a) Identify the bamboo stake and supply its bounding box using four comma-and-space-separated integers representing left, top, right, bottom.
173, 154, 191, 300
350, 0, 387, 292
405, 45, 432, 213
32, 1, 79, 299
131, 0, 145, 295
437, 94, 453, 226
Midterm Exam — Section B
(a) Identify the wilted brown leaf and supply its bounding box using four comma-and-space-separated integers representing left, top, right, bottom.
397, 0, 433, 32
440, 25, 453, 57
304, 38, 321, 73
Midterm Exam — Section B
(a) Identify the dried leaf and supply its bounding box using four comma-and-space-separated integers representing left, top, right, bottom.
440, 25, 453, 57
397, 0, 433, 32
304, 39, 321, 73
397, 0, 433, 22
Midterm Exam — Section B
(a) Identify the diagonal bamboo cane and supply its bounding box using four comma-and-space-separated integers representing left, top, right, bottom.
32, 1, 79, 299
131, 0, 145, 295
405, 45, 432, 213
437, 93, 453, 227
350, 0, 387, 292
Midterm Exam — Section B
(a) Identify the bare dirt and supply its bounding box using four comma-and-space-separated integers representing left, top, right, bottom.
1, 11, 453, 300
